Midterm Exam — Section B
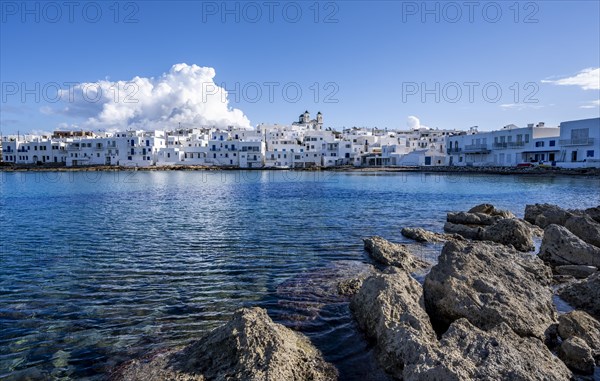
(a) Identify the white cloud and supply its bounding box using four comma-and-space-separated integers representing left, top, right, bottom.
407, 115, 421, 129
580, 99, 600, 109
49, 63, 251, 131
499, 103, 545, 111
542, 67, 600, 90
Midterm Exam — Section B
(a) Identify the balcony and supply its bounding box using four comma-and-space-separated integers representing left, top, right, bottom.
464, 144, 490, 153
492, 141, 526, 149
446, 148, 462, 154
559, 138, 595, 146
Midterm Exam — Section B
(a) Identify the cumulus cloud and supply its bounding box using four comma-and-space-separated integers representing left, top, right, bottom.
407, 115, 433, 130
407, 116, 421, 129
542, 67, 600, 90
48, 63, 252, 130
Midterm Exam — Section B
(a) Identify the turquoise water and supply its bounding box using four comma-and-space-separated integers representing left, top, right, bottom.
1, 170, 599, 380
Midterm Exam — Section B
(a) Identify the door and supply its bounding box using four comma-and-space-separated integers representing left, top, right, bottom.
571, 151, 578, 162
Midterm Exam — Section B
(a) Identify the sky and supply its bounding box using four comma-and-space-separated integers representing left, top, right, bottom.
0, 0, 599, 134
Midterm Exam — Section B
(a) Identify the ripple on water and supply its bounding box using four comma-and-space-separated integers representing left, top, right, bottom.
1, 171, 599, 380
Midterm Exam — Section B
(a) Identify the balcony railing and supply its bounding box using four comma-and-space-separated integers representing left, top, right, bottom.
464, 144, 490, 153
446, 148, 462, 154
492, 141, 526, 149
559, 138, 595, 146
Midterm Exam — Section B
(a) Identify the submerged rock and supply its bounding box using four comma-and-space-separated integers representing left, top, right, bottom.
111, 307, 338, 381
363, 236, 429, 272
558, 273, 600, 319
423, 240, 556, 340
350, 271, 438, 379
558, 310, 600, 361
481, 218, 535, 252
564, 214, 600, 248
524, 203, 574, 228
539, 224, 600, 268
400, 227, 460, 243
558, 337, 595, 375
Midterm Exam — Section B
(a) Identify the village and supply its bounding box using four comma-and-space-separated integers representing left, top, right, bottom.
1, 111, 599, 169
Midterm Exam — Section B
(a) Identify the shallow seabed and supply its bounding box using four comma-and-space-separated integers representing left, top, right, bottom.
1, 171, 599, 380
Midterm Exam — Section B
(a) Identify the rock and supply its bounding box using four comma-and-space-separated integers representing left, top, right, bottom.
481, 218, 536, 252
555, 265, 597, 279
538, 225, 600, 267
350, 271, 439, 379
558, 337, 595, 375
423, 240, 556, 340
468, 203, 516, 219
564, 214, 600, 248
558, 273, 600, 319
447, 211, 500, 226
407, 318, 572, 381
585, 205, 600, 224
363, 236, 429, 271
558, 310, 600, 360
400, 227, 457, 243
522, 219, 545, 237
443, 222, 484, 240
337, 277, 365, 296
524, 203, 574, 228
111, 307, 338, 381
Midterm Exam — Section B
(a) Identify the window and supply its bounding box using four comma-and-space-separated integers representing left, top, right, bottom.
525, 134, 530, 143
535, 141, 544, 147
549, 140, 556, 147
128, 156, 132, 160
587, 150, 595, 158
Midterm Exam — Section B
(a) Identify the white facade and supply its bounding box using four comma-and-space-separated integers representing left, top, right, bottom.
3, 115, 597, 169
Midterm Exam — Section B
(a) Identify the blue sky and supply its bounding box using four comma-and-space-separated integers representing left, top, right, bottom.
1, 0, 599, 134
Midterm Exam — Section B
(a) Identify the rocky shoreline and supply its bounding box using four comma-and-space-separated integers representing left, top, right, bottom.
111, 203, 600, 380
1, 163, 599, 177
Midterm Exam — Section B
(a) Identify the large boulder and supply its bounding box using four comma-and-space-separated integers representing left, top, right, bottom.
558, 273, 600, 319
111, 307, 338, 381
350, 271, 439, 379
443, 222, 485, 240
447, 211, 500, 226
538, 224, 600, 267
481, 218, 535, 252
564, 214, 600, 248
524, 204, 574, 228
407, 319, 572, 381
363, 236, 429, 271
468, 203, 516, 219
401, 227, 460, 243
423, 240, 556, 340
558, 310, 600, 360
555, 265, 597, 279
557, 337, 595, 375
585, 205, 600, 224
